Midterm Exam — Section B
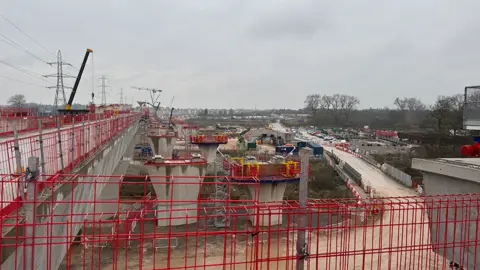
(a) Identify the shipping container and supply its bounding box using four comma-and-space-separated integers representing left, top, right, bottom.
275, 145, 296, 154
307, 142, 324, 156
296, 141, 308, 149
247, 141, 257, 150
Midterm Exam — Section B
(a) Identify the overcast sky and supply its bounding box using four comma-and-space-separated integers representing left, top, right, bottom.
2, 0, 480, 109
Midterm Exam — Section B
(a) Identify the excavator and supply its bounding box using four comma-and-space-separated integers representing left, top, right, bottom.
57, 48, 94, 114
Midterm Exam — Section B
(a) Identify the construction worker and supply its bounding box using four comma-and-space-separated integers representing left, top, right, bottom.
372, 199, 379, 215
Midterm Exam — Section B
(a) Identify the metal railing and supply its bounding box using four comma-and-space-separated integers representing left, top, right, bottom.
0, 113, 140, 219
0, 112, 130, 137
0, 174, 477, 270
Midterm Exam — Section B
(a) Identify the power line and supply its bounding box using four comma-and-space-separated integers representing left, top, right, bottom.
0, 59, 46, 81
0, 75, 46, 88
0, 14, 54, 56
0, 33, 50, 65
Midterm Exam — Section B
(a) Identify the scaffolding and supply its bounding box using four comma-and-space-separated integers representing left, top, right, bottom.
1, 174, 479, 269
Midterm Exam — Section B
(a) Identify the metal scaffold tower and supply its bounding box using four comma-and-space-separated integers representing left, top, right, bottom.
204, 153, 231, 229
45, 50, 75, 111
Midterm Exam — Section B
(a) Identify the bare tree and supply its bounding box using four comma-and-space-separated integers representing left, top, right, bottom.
405, 98, 426, 111
430, 96, 453, 132
7, 94, 26, 107
321, 95, 333, 112
447, 94, 464, 135
304, 94, 321, 116
344, 95, 360, 122
394, 97, 425, 111
339, 94, 348, 110
393, 97, 426, 127
331, 94, 342, 124
394, 97, 407, 110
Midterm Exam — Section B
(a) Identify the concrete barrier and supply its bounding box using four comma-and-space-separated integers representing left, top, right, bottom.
381, 163, 412, 187
341, 147, 413, 190
359, 152, 378, 167
343, 162, 362, 182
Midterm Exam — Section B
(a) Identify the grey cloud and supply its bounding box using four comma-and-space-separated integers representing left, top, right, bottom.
246, 1, 327, 40
3, 1, 480, 109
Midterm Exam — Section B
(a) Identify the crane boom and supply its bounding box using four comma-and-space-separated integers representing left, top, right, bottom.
64, 48, 93, 111
169, 107, 174, 128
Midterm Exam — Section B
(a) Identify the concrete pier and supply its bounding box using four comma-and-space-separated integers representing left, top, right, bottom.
148, 124, 167, 135
232, 156, 300, 226
176, 124, 184, 138
412, 158, 480, 270
149, 133, 177, 158
190, 135, 228, 171
198, 144, 219, 163
145, 157, 207, 226
246, 180, 293, 226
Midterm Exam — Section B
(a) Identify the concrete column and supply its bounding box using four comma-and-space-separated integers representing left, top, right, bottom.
247, 182, 288, 226
86, 159, 130, 221
176, 124, 184, 138
148, 135, 177, 158
244, 156, 302, 227
198, 144, 219, 163
297, 147, 312, 269
145, 161, 206, 226
24, 157, 40, 270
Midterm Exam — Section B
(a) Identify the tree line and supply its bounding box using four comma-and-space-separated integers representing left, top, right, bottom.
304, 92, 480, 134
5, 94, 87, 114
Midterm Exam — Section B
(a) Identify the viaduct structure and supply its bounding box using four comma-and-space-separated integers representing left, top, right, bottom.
0, 113, 478, 269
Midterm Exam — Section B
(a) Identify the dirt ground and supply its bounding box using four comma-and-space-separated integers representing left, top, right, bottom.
60, 206, 343, 270
218, 138, 238, 151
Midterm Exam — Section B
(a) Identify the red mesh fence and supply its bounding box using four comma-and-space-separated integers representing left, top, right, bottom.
0, 174, 478, 269
0, 113, 131, 137
0, 113, 139, 220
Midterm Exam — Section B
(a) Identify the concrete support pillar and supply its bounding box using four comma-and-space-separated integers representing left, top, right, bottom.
198, 144, 219, 163
149, 135, 177, 158
176, 125, 184, 139
24, 157, 40, 270
86, 159, 130, 221
247, 182, 288, 226
145, 162, 207, 226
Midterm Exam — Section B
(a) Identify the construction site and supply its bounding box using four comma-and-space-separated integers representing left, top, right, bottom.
0, 88, 479, 269
2, 5, 480, 269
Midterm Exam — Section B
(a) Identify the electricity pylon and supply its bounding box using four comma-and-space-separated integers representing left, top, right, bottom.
45, 50, 75, 111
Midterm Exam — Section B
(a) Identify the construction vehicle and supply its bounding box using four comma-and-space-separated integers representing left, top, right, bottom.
57, 48, 93, 114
